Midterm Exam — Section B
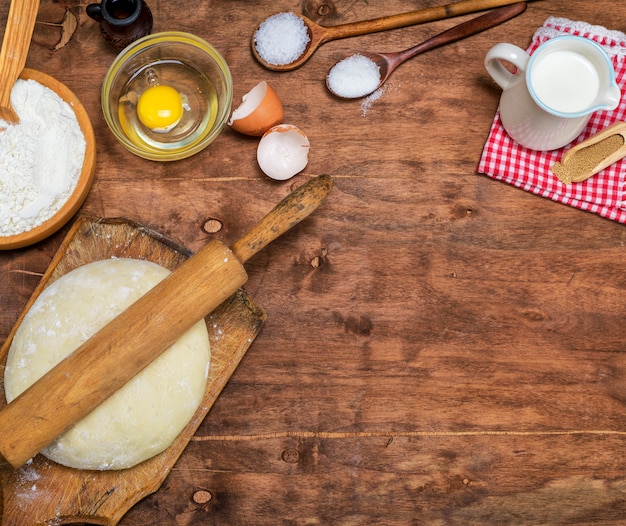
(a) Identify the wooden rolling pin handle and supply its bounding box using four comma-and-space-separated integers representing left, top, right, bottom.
232, 174, 334, 263
0, 174, 333, 469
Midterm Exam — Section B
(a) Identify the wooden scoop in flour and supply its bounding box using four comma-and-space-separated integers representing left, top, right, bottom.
0, 174, 333, 469
0, 0, 40, 124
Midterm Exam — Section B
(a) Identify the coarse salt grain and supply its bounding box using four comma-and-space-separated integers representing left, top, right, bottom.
254, 12, 310, 66
0, 79, 86, 237
327, 54, 381, 99
361, 87, 385, 117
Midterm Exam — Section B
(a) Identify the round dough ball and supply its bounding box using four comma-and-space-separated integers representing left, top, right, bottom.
4, 258, 210, 470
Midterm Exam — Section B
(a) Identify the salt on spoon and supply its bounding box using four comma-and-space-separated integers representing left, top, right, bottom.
252, 0, 531, 71
253, 12, 311, 67
327, 2, 526, 99
0, 0, 40, 125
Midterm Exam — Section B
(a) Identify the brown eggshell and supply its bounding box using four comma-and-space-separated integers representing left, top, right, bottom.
228, 81, 284, 136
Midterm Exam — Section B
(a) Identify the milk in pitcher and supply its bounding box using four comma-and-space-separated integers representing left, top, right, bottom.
530, 50, 600, 114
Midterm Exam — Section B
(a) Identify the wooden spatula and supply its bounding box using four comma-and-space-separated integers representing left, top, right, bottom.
0, 174, 333, 469
0, 0, 40, 124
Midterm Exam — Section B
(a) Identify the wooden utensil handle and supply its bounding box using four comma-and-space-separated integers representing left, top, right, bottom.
0, 175, 333, 469
0, 0, 40, 108
232, 174, 334, 263
323, 0, 527, 41
395, 3, 526, 64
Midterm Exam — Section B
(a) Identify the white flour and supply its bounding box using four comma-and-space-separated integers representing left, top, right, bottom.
0, 78, 86, 237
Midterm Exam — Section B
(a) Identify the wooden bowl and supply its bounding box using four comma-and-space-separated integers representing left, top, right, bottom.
0, 68, 96, 250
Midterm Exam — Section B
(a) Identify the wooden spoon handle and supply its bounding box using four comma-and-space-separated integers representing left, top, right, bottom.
0, 175, 333, 469
0, 0, 40, 121
391, 3, 526, 65
321, 0, 527, 42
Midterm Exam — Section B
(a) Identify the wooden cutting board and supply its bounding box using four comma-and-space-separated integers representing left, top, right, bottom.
0, 216, 267, 525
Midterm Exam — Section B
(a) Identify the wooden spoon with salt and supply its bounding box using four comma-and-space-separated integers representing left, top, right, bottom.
326, 3, 526, 99
0, 0, 40, 124
551, 122, 626, 184
252, 0, 528, 71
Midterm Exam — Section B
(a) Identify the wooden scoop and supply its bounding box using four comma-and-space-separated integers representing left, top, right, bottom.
252, 0, 529, 71
0, 0, 40, 124
0, 174, 333, 470
551, 122, 626, 184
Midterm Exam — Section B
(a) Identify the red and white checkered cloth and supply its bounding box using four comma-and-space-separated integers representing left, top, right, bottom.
478, 17, 626, 223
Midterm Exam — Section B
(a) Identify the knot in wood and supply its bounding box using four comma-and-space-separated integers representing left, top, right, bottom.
310, 255, 323, 268
192, 489, 213, 504
281, 447, 301, 463
311, 247, 328, 268
302, 0, 338, 23
317, 3, 332, 16
202, 218, 223, 234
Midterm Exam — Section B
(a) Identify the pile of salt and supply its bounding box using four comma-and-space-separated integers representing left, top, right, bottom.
254, 12, 310, 66
327, 54, 381, 99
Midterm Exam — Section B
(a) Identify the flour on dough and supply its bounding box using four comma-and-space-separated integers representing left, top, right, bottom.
3, 258, 210, 470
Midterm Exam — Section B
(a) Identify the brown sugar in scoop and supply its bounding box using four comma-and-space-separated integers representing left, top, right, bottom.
551, 122, 626, 184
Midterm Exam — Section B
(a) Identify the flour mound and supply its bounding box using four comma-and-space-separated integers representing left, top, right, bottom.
0, 79, 86, 236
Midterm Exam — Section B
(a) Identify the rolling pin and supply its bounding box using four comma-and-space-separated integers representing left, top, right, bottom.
0, 174, 333, 469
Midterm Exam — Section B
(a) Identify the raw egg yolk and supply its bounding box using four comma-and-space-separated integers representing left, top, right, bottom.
137, 85, 183, 133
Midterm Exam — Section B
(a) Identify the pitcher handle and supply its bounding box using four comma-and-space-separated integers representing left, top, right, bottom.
485, 43, 529, 90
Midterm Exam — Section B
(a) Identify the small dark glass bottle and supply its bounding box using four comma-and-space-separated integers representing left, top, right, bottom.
86, 0, 153, 50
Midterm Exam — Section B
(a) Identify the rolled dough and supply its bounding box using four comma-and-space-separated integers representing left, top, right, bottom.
4, 258, 210, 470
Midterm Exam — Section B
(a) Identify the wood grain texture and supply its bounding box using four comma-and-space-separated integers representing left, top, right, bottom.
1, 0, 626, 524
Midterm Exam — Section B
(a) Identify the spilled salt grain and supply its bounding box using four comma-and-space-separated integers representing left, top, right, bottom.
254, 12, 310, 66
361, 87, 385, 117
327, 54, 381, 99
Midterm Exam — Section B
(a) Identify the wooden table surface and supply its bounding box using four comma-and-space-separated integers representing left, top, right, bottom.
2, 1, 626, 524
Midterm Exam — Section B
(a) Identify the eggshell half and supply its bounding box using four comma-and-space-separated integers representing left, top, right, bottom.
229, 81, 284, 136
257, 124, 310, 181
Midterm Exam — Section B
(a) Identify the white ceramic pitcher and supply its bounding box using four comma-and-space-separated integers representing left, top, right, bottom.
485, 35, 621, 151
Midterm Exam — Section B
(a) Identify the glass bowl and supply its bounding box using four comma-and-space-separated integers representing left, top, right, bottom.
0, 69, 96, 250
101, 32, 233, 161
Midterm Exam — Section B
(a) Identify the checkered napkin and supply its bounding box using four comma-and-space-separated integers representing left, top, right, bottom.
477, 17, 626, 223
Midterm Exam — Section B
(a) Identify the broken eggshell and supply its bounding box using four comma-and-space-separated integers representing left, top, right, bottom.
228, 80, 284, 136
256, 124, 310, 180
